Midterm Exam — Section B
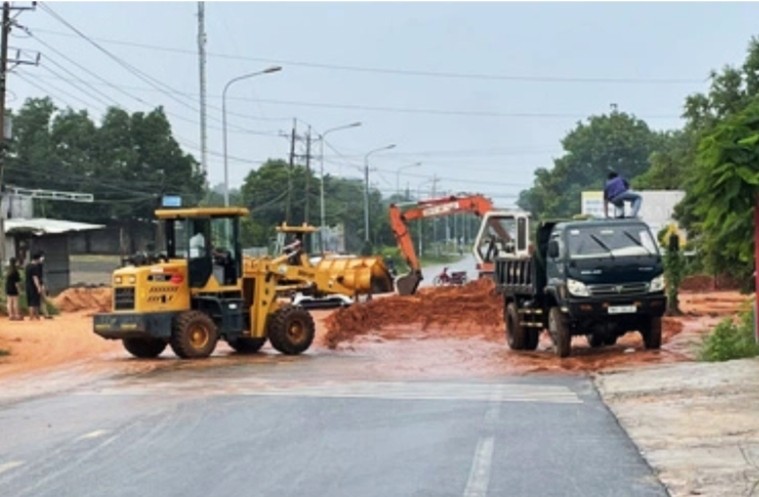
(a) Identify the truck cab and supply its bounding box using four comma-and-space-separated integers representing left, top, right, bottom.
495, 217, 666, 357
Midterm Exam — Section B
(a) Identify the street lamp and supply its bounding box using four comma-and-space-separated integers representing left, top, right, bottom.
319, 121, 362, 251
363, 144, 396, 243
222, 65, 282, 206
395, 162, 421, 198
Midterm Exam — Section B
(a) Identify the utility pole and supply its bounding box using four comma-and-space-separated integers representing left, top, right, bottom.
304, 126, 311, 225
431, 174, 439, 253
286, 118, 296, 224
0, 1, 38, 273
197, 2, 207, 180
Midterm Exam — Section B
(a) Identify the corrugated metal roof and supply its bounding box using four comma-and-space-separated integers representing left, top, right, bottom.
4, 218, 105, 235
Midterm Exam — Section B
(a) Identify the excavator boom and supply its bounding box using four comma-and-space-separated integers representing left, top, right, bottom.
389, 194, 500, 295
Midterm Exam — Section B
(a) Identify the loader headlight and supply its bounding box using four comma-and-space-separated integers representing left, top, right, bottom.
567, 278, 590, 297
114, 276, 122, 285
649, 275, 665, 292
127, 275, 137, 285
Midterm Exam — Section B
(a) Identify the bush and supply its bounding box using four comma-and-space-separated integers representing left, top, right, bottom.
699, 307, 759, 362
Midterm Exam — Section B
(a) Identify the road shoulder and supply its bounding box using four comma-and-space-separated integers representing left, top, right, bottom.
595, 358, 759, 497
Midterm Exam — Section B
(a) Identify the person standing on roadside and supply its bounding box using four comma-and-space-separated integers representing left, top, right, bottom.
5, 257, 23, 320
25, 251, 52, 320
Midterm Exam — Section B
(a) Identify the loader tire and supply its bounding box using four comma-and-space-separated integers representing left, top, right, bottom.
549, 307, 571, 358
227, 337, 267, 354
641, 317, 662, 350
123, 337, 167, 358
170, 311, 218, 359
267, 306, 315, 355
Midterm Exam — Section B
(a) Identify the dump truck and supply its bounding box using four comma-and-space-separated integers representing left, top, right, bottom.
494, 216, 666, 358
93, 207, 390, 360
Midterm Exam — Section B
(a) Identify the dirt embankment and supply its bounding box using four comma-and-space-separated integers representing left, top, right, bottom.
52, 287, 112, 314
325, 278, 503, 348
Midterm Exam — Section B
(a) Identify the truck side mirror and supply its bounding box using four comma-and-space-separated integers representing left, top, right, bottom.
548, 240, 560, 259
517, 217, 528, 253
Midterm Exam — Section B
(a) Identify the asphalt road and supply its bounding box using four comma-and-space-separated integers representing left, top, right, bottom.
0, 355, 666, 497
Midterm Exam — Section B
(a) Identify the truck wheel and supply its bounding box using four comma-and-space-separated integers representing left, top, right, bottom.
227, 337, 267, 354
641, 317, 662, 350
170, 311, 219, 359
122, 338, 167, 358
549, 307, 571, 358
586, 334, 604, 348
267, 306, 315, 355
505, 303, 526, 350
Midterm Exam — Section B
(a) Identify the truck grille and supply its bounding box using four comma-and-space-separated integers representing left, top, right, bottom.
114, 287, 135, 310
588, 282, 648, 296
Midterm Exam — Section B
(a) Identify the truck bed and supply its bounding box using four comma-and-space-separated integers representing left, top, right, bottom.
494, 256, 538, 296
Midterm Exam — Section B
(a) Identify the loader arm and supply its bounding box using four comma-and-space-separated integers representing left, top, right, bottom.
389, 194, 502, 295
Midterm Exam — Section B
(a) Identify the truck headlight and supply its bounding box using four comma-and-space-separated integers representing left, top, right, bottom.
649, 275, 665, 292
567, 278, 590, 297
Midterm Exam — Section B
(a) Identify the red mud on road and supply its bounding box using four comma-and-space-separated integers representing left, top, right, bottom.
0, 284, 749, 381
323, 279, 748, 377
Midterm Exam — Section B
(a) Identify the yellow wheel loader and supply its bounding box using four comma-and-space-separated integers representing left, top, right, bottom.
94, 207, 318, 359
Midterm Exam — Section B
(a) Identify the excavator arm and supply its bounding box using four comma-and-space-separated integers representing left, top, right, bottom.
389, 194, 503, 295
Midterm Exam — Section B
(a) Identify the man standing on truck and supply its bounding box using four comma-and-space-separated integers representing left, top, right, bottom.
604, 171, 642, 219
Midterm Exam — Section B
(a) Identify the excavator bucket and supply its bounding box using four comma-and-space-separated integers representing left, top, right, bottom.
395, 270, 423, 296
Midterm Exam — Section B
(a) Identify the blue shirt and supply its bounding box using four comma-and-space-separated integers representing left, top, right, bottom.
604, 176, 628, 201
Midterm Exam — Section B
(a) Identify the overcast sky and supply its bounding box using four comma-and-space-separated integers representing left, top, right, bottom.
8, 1, 759, 207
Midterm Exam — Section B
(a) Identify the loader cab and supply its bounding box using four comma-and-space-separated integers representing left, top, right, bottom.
157, 207, 248, 290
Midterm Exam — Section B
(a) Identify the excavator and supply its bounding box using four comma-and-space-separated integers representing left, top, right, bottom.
389, 194, 529, 295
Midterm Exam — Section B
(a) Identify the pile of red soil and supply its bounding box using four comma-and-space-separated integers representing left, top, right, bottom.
52, 287, 112, 313
325, 278, 503, 349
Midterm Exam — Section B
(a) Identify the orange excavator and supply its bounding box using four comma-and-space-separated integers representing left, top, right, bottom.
389, 194, 529, 295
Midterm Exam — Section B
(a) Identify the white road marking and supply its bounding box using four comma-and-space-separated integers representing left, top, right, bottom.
79, 381, 582, 404
463, 437, 495, 497
0, 460, 24, 475
78, 429, 109, 440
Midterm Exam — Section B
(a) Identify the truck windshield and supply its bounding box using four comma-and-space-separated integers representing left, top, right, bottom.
566, 225, 658, 259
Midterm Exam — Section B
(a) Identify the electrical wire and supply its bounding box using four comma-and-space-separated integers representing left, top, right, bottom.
30, 26, 706, 85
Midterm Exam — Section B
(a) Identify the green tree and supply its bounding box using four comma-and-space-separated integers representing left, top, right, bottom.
681, 98, 759, 289
518, 111, 660, 219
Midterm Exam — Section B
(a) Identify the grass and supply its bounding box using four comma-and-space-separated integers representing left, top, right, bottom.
420, 253, 464, 267
699, 306, 759, 362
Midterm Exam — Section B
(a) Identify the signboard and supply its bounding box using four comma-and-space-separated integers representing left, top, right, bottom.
581, 189, 686, 239
161, 195, 182, 208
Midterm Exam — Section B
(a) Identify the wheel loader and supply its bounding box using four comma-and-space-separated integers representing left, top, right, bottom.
93, 207, 391, 359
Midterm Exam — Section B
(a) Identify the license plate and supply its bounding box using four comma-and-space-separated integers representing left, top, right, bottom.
608, 305, 636, 314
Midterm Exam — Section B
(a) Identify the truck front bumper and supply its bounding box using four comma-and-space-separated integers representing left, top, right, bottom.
564, 293, 666, 319
93, 312, 175, 340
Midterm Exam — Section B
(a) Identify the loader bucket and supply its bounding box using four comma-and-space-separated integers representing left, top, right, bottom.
315, 256, 394, 295
395, 271, 422, 295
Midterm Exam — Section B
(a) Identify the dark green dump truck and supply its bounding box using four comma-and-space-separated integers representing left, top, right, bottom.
494, 217, 667, 358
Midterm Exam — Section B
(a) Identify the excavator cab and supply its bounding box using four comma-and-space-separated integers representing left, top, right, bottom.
473, 211, 530, 276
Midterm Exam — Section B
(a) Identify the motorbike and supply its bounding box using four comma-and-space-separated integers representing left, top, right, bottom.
432, 267, 468, 286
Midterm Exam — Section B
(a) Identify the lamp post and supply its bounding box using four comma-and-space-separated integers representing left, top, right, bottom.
363, 144, 396, 243
222, 65, 282, 206
395, 162, 421, 197
319, 122, 362, 251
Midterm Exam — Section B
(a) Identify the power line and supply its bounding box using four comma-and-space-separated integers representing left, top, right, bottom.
29, 26, 706, 85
